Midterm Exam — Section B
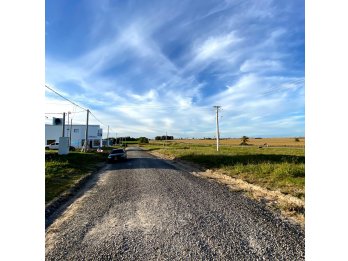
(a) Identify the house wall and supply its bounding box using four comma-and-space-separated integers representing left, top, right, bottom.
45, 124, 103, 148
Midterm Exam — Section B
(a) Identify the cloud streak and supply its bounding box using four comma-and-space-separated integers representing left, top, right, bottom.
45, 0, 304, 138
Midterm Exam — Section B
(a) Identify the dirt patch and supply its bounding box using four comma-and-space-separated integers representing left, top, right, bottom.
148, 150, 304, 228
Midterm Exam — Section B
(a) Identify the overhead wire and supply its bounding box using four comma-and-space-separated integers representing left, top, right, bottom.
48, 81, 302, 135
45, 84, 87, 111
89, 110, 108, 128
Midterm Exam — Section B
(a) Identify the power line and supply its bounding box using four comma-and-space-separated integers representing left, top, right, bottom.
44, 110, 85, 114
89, 110, 108, 128
45, 84, 87, 111
44, 112, 64, 114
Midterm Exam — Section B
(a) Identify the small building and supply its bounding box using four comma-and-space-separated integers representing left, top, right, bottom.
45, 118, 103, 149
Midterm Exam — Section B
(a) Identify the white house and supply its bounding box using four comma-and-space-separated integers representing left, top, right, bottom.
45, 118, 103, 149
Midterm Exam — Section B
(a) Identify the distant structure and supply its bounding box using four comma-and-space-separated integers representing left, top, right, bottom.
45, 118, 103, 149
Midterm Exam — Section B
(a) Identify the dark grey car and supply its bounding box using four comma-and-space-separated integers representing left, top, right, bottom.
107, 148, 127, 163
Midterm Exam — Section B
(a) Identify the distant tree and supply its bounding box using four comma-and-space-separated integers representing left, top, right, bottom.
138, 137, 149, 143
294, 137, 300, 142
162, 135, 173, 140
155, 135, 174, 140
240, 136, 249, 145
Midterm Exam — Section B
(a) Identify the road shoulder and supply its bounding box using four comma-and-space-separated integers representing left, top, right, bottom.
45, 163, 107, 228
146, 149, 304, 228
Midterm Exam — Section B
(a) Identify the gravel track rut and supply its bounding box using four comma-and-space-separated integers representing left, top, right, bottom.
45, 147, 304, 260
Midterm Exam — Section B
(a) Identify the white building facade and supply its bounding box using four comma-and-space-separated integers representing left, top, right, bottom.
45, 119, 103, 149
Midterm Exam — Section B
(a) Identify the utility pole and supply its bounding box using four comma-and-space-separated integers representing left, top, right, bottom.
69, 119, 72, 147
213, 106, 221, 151
84, 109, 89, 152
107, 125, 109, 147
67, 111, 71, 143
67, 111, 71, 128
62, 112, 66, 137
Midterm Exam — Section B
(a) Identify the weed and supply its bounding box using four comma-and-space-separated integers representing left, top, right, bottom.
45, 151, 108, 203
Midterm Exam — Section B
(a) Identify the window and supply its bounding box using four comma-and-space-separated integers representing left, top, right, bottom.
93, 140, 100, 147
74, 129, 79, 133
47, 140, 55, 145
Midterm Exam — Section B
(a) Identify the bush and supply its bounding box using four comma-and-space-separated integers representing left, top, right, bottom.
138, 137, 149, 143
240, 136, 249, 145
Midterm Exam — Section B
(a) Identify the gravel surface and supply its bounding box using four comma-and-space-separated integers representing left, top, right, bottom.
45, 147, 305, 260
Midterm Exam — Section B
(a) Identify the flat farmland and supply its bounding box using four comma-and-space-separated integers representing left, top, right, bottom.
142, 138, 305, 223
166, 138, 304, 147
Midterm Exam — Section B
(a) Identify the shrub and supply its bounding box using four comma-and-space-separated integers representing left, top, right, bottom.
138, 137, 149, 143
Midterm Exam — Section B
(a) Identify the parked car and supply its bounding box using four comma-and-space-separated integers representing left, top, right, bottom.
45, 142, 76, 151
45, 142, 59, 150
107, 148, 127, 163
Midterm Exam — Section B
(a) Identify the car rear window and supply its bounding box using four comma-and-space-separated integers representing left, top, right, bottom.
111, 149, 124, 153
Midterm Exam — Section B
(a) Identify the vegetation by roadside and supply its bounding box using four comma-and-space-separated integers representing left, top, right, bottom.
142, 140, 305, 225
45, 149, 112, 203
164, 138, 305, 147
141, 141, 305, 199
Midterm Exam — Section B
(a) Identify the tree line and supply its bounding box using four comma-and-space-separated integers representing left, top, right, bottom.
154, 136, 174, 140
105, 136, 149, 144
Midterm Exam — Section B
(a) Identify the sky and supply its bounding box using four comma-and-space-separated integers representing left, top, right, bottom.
45, 0, 304, 139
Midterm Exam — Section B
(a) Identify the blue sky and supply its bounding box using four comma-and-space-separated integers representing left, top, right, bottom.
45, 0, 304, 138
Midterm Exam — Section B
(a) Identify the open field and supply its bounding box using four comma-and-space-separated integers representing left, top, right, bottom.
142, 139, 305, 224
161, 138, 304, 147
142, 139, 305, 199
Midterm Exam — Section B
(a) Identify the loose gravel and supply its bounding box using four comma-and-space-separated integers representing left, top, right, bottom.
45, 147, 304, 260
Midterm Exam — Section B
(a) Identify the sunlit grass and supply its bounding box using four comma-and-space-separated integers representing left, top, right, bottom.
45, 151, 108, 203
141, 140, 305, 199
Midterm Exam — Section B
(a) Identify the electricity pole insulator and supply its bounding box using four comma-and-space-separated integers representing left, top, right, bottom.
214, 106, 221, 152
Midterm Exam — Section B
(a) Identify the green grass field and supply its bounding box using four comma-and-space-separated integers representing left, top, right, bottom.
120, 141, 139, 144
142, 141, 305, 199
45, 150, 109, 203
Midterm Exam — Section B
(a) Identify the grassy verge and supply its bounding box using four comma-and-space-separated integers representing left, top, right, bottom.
141, 141, 305, 199
45, 150, 110, 203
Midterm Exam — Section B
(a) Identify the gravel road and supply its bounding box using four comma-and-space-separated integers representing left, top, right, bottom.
45, 147, 305, 260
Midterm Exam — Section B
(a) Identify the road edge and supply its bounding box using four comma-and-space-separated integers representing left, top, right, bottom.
45, 162, 107, 226
145, 149, 304, 229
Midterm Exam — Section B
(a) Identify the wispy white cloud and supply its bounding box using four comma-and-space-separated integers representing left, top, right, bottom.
240, 59, 283, 73
195, 32, 241, 61
45, 0, 304, 138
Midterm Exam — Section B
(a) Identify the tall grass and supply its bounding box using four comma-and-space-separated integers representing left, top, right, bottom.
142, 141, 305, 199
